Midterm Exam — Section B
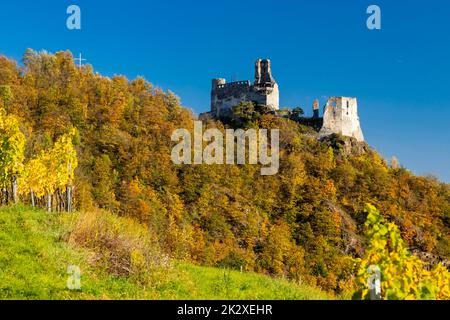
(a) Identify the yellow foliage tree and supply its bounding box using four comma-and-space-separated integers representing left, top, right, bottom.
51, 128, 78, 188
0, 108, 25, 203
19, 128, 78, 211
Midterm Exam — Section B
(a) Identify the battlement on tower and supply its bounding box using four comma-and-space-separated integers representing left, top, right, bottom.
212, 80, 251, 98
210, 59, 279, 117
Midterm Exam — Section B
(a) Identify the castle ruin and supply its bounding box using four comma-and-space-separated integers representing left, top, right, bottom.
319, 97, 364, 142
210, 59, 279, 117
209, 59, 364, 142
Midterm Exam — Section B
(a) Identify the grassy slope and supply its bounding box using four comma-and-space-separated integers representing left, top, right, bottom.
0, 206, 330, 300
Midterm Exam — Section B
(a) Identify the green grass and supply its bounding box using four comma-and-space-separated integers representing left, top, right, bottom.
0, 205, 331, 300
159, 264, 329, 300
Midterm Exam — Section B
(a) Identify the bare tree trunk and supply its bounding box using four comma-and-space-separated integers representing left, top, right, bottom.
52, 193, 56, 212
66, 185, 73, 212
67, 162, 74, 213
56, 189, 60, 212
0, 188, 4, 205
61, 189, 66, 212
47, 194, 52, 212
11, 175, 18, 204
30, 188, 35, 207
59, 188, 65, 212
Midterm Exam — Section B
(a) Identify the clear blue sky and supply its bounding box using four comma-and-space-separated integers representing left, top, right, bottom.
0, 0, 449, 182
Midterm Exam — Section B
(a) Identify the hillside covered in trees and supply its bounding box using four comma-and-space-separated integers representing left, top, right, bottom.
0, 50, 449, 296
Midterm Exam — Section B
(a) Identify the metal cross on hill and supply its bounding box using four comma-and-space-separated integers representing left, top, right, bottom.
74, 53, 86, 68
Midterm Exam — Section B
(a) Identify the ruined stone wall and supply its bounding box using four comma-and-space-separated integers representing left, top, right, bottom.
211, 79, 251, 116
210, 59, 279, 117
247, 83, 279, 109
319, 97, 364, 142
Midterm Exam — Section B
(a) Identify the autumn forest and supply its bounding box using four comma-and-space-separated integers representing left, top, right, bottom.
0, 50, 449, 298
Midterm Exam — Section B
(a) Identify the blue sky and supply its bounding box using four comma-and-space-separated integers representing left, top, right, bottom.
0, 0, 449, 182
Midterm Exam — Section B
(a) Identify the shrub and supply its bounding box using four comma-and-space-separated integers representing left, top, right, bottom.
354, 204, 450, 300
66, 209, 170, 278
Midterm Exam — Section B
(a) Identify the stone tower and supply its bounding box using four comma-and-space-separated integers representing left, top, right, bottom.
319, 97, 364, 142
254, 59, 275, 84
210, 59, 279, 117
